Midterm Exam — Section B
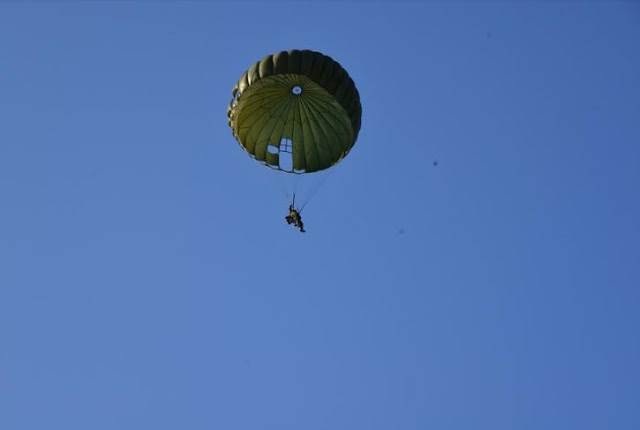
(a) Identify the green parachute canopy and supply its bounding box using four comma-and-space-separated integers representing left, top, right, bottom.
227, 49, 362, 174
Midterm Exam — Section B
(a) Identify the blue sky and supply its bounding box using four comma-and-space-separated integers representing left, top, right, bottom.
1, 2, 639, 429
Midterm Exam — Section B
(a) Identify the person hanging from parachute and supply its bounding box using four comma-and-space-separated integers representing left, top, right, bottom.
284, 195, 305, 232
227, 49, 362, 232
285, 204, 305, 233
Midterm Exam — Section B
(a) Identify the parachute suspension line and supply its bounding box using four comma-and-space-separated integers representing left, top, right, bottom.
271, 169, 292, 202
299, 166, 337, 213
292, 173, 301, 204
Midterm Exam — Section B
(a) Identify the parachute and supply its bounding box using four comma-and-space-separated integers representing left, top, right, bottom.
227, 49, 362, 174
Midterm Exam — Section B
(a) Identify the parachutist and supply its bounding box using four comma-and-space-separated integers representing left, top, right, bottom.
285, 204, 305, 233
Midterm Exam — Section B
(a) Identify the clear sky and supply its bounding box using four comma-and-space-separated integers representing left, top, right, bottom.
1, 2, 639, 429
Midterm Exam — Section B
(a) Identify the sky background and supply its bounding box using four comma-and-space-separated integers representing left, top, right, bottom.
1, 2, 640, 429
